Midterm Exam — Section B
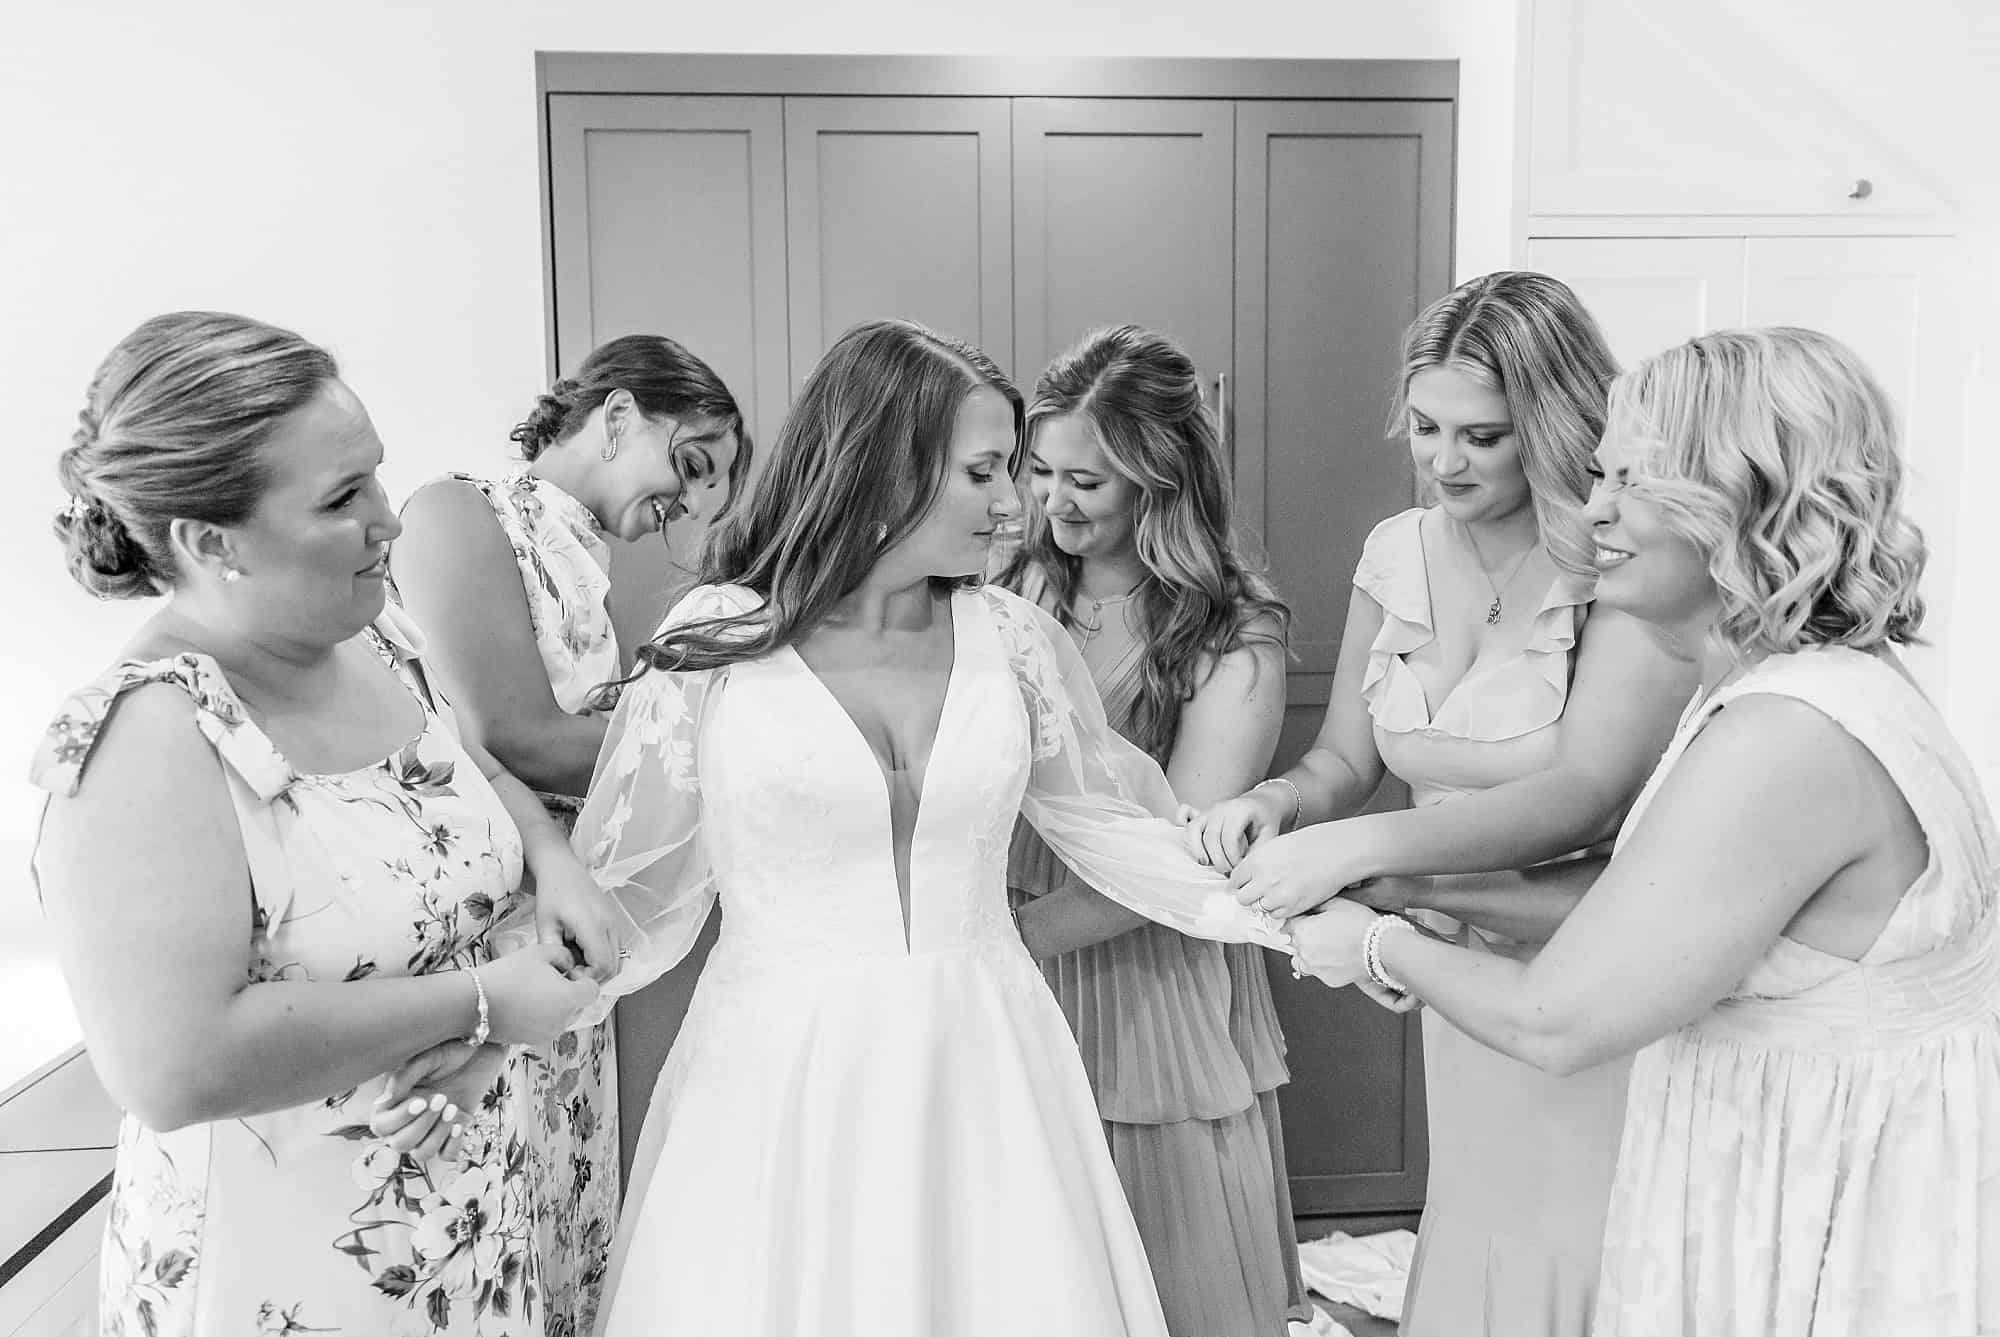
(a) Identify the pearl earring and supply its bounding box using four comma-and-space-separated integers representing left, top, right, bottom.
221, 567, 243, 584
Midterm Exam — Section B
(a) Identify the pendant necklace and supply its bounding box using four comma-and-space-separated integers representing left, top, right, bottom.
1459, 523, 1537, 626
1074, 583, 1142, 650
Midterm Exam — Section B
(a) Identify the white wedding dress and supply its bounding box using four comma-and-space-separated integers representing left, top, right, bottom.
573, 582, 1287, 1336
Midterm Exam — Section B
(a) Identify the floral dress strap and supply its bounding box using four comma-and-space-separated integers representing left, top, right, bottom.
30, 607, 441, 933
31, 645, 302, 934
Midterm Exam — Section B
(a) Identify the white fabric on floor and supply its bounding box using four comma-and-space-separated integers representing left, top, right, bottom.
1296, 1230, 1417, 1321
1290, 1304, 1354, 1337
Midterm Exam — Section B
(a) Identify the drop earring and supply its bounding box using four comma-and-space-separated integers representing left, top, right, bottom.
601, 427, 620, 462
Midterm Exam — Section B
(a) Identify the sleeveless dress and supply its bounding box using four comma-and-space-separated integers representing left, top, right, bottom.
28, 606, 543, 1337
411, 469, 622, 1337
1593, 647, 2000, 1337
580, 582, 1292, 1336
1005, 584, 1309, 1336
1355, 508, 1627, 1336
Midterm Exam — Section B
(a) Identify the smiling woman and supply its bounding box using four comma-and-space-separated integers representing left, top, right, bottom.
384, 331, 748, 1337
31, 310, 612, 1337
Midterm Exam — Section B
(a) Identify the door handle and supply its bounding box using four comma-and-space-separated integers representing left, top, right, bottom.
1215, 371, 1232, 471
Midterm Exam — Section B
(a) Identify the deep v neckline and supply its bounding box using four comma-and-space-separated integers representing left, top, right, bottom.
783, 591, 967, 949
1407, 511, 1557, 727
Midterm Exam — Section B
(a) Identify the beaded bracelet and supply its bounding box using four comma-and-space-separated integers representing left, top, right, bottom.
1254, 776, 1304, 830
1362, 915, 1413, 996
466, 967, 491, 1048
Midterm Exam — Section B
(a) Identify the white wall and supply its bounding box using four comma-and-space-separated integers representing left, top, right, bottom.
0, 0, 1518, 1062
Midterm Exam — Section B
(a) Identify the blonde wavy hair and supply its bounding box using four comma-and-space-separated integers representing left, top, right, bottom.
1607, 326, 1927, 657
1387, 271, 1620, 579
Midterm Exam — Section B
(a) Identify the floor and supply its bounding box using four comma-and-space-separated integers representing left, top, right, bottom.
1, 1048, 116, 1337
1, 1057, 1415, 1337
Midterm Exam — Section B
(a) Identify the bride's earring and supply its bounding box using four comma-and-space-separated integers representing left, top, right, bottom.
875, 522, 889, 546
601, 425, 621, 462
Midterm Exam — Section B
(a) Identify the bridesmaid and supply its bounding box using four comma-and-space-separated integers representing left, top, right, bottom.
1000, 325, 1307, 1336
1290, 326, 1999, 1337
33, 311, 604, 1337
1188, 273, 1696, 1335
388, 334, 747, 1337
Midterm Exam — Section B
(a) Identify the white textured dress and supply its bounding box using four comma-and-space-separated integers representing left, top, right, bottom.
577, 582, 1288, 1336
1593, 647, 2000, 1337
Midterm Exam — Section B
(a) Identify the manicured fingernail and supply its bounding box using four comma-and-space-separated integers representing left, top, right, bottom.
428, 1093, 446, 1112
405, 1098, 427, 1116
443, 1104, 458, 1122
447, 1122, 464, 1139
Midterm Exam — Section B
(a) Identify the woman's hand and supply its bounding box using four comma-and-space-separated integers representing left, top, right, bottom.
1285, 900, 1375, 986
479, 944, 600, 1046
1185, 785, 1291, 873
368, 1040, 510, 1168
1228, 818, 1390, 918
528, 846, 621, 982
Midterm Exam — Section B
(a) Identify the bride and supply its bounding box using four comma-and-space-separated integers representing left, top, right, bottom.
573, 319, 1289, 1335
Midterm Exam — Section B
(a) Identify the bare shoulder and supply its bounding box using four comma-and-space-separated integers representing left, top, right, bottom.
48, 679, 227, 812
1666, 691, 1883, 842
398, 476, 509, 542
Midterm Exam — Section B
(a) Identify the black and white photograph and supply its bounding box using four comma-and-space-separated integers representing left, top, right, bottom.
3, 2, 1997, 1335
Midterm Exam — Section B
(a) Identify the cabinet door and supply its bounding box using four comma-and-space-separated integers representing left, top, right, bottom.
1523, 236, 1747, 367
1235, 98, 1453, 1216
548, 94, 789, 1178
1526, 0, 1949, 221
1011, 99, 1233, 386
783, 98, 1012, 374
1741, 236, 1966, 699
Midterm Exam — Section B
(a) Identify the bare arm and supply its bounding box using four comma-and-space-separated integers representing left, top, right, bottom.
390, 479, 608, 796
1324, 609, 1693, 880
1187, 588, 1388, 869
38, 685, 592, 1131
1230, 607, 1695, 922
459, 733, 619, 978
1277, 589, 1389, 824
1017, 629, 1287, 959
1351, 857, 1608, 947
1320, 697, 1881, 1073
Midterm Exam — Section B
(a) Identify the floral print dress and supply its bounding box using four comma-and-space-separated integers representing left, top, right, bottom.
29, 606, 541, 1337
415, 469, 623, 1336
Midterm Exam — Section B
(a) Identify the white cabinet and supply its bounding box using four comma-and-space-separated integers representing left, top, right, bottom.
1524, 0, 1954, 227
1521, 237, 1744, 365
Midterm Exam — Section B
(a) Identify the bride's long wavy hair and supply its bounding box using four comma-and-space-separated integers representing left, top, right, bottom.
997, 325, 1290, 758
612, 319, 1023, 682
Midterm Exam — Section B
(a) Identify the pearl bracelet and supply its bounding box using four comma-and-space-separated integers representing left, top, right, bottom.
1362, 915, 1413, 995
1254, 776, 1304, 830
466, 967, 491, 1048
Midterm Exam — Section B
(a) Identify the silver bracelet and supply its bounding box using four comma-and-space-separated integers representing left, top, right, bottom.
466, 967, 491, 1048
1254, 776, 1304, 830
1362, 915, 1413, 995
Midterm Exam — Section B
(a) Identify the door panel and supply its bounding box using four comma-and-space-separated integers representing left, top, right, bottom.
548, 94, 788, 1177
547, 94, 788, 665
784, 98, 1012, 373
1235, 98, 1454, 1215
1011, 99, 1233, 386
